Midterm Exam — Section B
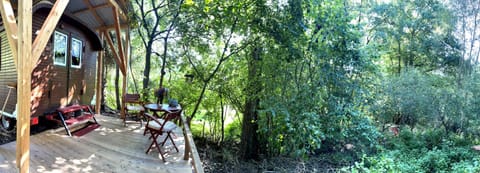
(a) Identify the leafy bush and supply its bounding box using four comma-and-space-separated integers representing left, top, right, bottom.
373, 70, 480, 137
258, 109, 325, 158
344, 131, 480, 172
345, 147, 480, 172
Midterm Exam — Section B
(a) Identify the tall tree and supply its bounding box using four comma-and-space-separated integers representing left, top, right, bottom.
178, 0, 252, 122
370, 0, 461, 74
450, 0, 480, 74
130, 0, 183, 92
240, 46, 262, 160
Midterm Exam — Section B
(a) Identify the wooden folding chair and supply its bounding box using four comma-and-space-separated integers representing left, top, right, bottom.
144, 109, 181, 162
123, 93, 145, 126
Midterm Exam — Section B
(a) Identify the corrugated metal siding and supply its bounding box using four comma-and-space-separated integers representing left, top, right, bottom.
0, 31, 17, 114
65, 0, 87, 13
96, 7, 115, 26
75, 13, 101, 29
89, 0, 108, 7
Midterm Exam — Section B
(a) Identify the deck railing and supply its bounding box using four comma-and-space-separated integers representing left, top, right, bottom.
181, 113, 204, 173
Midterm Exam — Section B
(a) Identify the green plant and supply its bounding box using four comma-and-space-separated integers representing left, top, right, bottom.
346, 131, 480, 172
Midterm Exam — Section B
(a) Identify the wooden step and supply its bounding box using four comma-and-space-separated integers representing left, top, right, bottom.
54, 105, 98, 136
65, 113, 94, 125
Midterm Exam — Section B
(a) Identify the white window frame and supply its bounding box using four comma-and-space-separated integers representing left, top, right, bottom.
53, 31, 68, 66
71, 37, 82, 69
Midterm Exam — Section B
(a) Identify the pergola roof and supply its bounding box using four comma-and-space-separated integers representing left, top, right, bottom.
2, 0, 128, 32
66, 0, 128, 31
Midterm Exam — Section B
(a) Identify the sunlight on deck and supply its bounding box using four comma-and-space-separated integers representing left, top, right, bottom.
0, 115, 192, 173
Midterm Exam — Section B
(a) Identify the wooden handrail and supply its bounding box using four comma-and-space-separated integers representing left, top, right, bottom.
181, 113, 204, 173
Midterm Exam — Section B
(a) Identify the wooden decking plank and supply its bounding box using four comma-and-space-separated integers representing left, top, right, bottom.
0, 115, 192, 173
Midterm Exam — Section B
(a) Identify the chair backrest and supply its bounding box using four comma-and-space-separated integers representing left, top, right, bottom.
124, 94, 142, 104
144, 109, 182, 132
164, 109, 182, 122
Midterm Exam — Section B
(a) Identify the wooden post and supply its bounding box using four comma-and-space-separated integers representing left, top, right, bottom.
16, 0, 32, 172
181, 114, 204, 173
183, 128, 191, 160
121, 69, 127, 120
107, 0, 127, 21
95, 32, 104, 115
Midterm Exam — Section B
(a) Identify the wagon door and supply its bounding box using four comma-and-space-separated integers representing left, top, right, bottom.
51, 31, 70, 107
52, 31, 86, 106
67, 36, 85, 105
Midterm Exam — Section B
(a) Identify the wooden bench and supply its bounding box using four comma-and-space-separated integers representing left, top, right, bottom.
56, 105, 98, 136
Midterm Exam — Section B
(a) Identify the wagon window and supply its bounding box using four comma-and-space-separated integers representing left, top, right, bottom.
71, 38, 82, 68
53, 31, 67, 66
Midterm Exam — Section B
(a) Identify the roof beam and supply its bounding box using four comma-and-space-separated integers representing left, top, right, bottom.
72, 3, 109, 15
107, 0, 127, 21
118, 0, 127, 8
32, 0, 69, 62
113, 7, 126, 71
124, 24, 130, 64
0, 0, 18, 67
81, 0, 105, 26
104, 30, 126, 76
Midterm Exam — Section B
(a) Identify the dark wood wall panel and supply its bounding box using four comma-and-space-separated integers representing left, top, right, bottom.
0, 10, 99, 118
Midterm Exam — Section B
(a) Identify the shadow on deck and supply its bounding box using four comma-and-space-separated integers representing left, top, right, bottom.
0, 115, 194, 173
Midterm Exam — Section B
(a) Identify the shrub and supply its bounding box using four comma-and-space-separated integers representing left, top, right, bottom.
343, 147, 480, 172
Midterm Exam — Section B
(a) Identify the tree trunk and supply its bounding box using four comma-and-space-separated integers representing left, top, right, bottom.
397, 40, 402, 74
202, 120, 206, 139
240, 47, 261, 160
220, 95, 225, 144
189, 81, 208, 123
143, 43, 153, 91
115, 65, 121, 110
101, 58, 107, 112
212, 114, 217, 142
159, 35, 169, 88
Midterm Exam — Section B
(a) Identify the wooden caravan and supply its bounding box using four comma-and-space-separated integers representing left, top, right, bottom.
0, 1, 102, 131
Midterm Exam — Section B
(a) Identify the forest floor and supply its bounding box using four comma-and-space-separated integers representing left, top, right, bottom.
196, 139, 355, 173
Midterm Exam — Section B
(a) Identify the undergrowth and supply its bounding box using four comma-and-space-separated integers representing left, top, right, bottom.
342, 129, 480, 172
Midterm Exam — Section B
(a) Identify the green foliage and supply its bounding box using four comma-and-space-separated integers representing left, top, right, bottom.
105, 0, 480, 168
222, 116, 242, 142
370, 0, 461, 73
258, 110, 324, 158
373, 70, 480, 136
255, 0, 381, 158
344, 131, 480, 172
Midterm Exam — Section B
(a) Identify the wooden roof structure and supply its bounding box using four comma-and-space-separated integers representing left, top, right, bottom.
0, 0, 134, 172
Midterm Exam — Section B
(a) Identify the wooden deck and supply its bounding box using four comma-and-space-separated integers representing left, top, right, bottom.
0, 115, 192, 173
